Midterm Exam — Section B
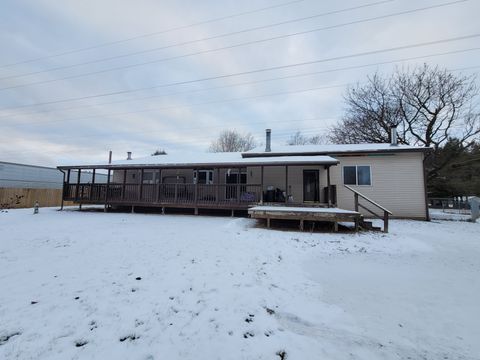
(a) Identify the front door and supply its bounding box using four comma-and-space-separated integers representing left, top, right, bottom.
303, 170, 319, 202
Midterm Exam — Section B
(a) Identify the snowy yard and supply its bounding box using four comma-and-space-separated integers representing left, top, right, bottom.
0, 208, 479, 360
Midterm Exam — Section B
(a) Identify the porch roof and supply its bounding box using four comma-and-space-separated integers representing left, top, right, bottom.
57, 151, 339, 170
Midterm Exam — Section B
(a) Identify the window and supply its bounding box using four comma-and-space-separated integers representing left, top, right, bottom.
194, 170, 214, 184
343, 166, 357, 185
343, 165, 371, 186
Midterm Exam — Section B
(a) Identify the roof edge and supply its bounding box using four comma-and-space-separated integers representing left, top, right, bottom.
242, 147, 430, 158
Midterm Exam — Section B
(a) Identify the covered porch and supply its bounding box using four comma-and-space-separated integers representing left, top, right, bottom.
58, 156, 339, 212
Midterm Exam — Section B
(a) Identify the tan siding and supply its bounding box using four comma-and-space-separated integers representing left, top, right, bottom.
323, 152, 426, 219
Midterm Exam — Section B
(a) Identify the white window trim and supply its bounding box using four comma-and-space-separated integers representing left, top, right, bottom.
342, 165, 372, 187
224, 170, 247, 183
193, 169, 214, 184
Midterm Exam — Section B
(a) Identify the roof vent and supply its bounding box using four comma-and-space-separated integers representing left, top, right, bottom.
127, 151, 132, 160
265, 129, 271, 152
390, 125, 398, 146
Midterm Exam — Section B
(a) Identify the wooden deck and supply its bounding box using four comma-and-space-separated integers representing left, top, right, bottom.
248, 205, 361, 231
63, 183, 263, 210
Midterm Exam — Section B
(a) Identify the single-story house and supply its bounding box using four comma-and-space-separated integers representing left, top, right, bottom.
57, 128, 430, 229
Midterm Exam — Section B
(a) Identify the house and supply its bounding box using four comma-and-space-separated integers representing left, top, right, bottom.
57, 128, 430, 230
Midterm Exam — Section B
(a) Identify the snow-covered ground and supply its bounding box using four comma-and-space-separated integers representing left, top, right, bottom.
429, 208, 472, 221
0, 207, 479, 360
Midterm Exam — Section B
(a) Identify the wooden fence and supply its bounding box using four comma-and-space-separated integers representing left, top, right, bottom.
0, 188, 72, 209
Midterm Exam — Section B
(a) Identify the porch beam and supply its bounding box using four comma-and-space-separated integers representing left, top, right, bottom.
157, 168, 162, 202
215, 168, 220, 203
285, 165, 289, 203
89, 169, 96, 201
60, 170, 65, 210
326, 165, 332, 208
237, 167, 241, 203
75, 169, 81, 201
104, 169, 111, 211
194, 168, 198, 206
139, 168, 144, 201
260, 166, 264, 204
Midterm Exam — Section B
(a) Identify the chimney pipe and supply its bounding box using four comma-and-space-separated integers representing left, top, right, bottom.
127, 151, 132, 160
108, 150, 112, 164
390, 125, 398, 146
265, 129, 271, 152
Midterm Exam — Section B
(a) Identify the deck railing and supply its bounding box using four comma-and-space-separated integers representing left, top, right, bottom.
344, 184, 392, 232
64, 183, 262, 208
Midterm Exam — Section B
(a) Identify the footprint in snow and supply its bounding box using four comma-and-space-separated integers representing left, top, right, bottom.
119, 334, 139, 342
75, 340, 88, 347
0, 331, 21, 345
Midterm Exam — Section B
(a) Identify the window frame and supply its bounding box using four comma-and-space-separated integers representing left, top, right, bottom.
342, 165, 372, 186
193, 169, 214, 184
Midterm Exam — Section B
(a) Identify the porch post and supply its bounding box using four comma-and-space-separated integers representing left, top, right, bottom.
260, 165, 264, 204
75, 169, 81, 201
326, 165, 332, 208
65, 169, 71, 205
157, 169, 163, 202
89, 169, 96, 201
237, 167, 241, 203
60, 170, 65, 210
215, 168, 220, 203
194, 168, 198, 213
139, 168, 144, 201
122, 169, 127, 200
104, 169, 111, 212
285, 165, 289, 203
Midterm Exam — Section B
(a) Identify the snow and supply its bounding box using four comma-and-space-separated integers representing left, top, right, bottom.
1, 207, 479, 360
245, 143, 427, 155
249, 206, 359, 214
429, 208, 472, 221
58, 152, 338, 168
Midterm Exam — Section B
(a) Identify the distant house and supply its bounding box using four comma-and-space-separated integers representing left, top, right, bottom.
0, 161, 66, 189
58, 128, 429, 224
0, 161, 108, 209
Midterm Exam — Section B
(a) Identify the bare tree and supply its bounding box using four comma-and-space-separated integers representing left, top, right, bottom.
329, 64, 480, 180
209, 130, 257, 152
287, 131, 309, 145
329, 73, 404, 144
287, 131, 329, 145
330, 65, 479, 148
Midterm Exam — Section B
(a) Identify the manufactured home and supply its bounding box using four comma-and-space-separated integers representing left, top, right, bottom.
58, 129, 429, 231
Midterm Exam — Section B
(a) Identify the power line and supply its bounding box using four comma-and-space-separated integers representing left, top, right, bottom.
0, 0, 307, 69
0, 0, 469, 91
2, 116, 337, 147
0, 0, 394, 81
3, 83, 350, 128
0, 120, 337, 156
2, 33, 478, 111
1, 46, 478, 119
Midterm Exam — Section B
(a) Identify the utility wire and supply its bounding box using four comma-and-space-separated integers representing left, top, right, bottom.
0, 0, 307, 69
2, 116, 337, 146
1, 46, 478, 119
0, 0, 468, 91
1, 33, 478, 111
3, 83, 350, 127
0, 0, 394, 80
0, 123, 336, 156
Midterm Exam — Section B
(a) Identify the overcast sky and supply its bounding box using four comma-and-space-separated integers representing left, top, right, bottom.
0, 0, 478, 166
